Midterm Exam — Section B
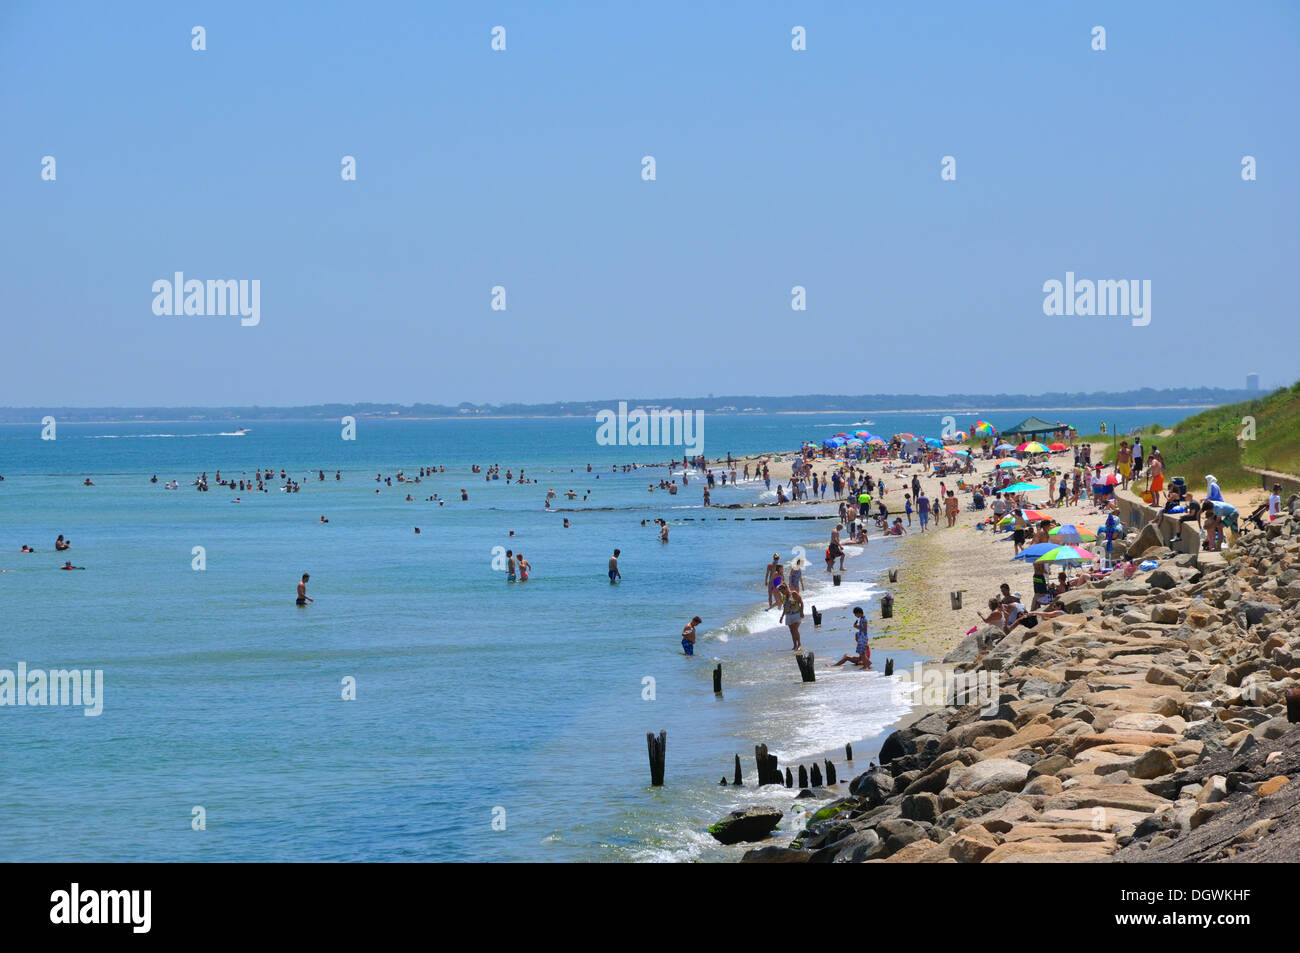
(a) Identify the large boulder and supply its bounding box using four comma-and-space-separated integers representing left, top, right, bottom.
708, 808, 783, 845
1127, 523, 1165, 559
741, 845, 811, 863
949, 758, 1031, 795
850, 769, 896, 806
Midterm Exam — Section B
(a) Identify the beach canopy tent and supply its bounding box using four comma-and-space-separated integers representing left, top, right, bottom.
1001, 416, 1069, 442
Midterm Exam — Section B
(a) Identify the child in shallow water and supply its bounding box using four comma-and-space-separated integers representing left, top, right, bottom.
833, 607, 871, 669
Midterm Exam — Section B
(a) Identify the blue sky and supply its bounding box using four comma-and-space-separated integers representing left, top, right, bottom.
3, 1, 1297, 406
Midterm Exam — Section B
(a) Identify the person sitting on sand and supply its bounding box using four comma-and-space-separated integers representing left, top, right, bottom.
681, 616, 701, 656
886, 517, 906, 536
833, 607, 871, 668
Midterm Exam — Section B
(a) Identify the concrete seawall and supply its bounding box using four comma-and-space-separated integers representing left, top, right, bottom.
1113, 488, 1201, 554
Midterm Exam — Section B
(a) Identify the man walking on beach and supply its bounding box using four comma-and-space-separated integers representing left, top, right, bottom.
917, 492, 931, 533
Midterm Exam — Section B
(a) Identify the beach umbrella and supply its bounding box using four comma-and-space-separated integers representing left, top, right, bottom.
1033, 545, 1097, 564
846, 438, 864, 446
998, 509, 1050, 526
1049, 524, 1096, 544
973, 421, 997, 435
895, 432, 917, 441
854, 430, 870, 437
994, 442, 1016, 452
1013, 542, 1059, 561
1001, 481, 1044, 493
1105, 472, 1120, 485
924, 437, 943, 447
1048, 442, 1068, 451
946, 447, 971, 457
995, 460, 1021, 469
866, 436, 886, 445
1017, 441, 1050, 453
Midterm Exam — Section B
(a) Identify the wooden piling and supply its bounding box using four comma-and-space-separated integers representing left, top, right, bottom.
884, 658, 894, 676
734, 754, 743, 786
712, 663, 722, 694
795, 652, 816, 682
811, 605, 822, 627
784, 767, 793, 788
754, 744, 780, 786
888, 568, 899, 582
810, 763, 823, 787
647, 730, 667, 786
845, 742, 853, 762
824, 760, 837, 785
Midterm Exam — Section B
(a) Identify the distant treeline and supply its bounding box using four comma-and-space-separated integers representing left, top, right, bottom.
0, 388, 1258, 423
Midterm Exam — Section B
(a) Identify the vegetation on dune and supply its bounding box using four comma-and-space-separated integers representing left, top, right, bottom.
1081, 382, 1300, 490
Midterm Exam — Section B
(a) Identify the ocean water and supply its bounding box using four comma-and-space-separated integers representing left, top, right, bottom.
0, 407, 1197, 861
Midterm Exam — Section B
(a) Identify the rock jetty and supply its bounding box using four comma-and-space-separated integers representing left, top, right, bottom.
740, 513, 1300, 863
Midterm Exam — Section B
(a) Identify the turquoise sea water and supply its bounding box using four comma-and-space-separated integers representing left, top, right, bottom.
0, 408, 1197, 861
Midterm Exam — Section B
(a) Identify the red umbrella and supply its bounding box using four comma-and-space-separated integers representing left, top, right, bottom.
1049, 442, 1067, 451
1105, 473, 1120, 485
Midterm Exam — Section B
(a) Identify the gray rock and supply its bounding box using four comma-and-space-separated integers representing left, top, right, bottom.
741, 845, 812, 863
828, 830, 882, 864
900, 792, 941, 824
849, 770, 895, 806
708, 807, 783, 845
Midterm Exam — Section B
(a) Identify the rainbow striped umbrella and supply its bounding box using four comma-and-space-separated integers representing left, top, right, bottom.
1017, 441, 1050, 453
1033, 545, 1097, 564
1049, 524, 1096, 544
973, 421, 997, 435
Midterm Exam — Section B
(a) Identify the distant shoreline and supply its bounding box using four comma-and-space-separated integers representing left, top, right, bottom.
0, 404, 1222, 425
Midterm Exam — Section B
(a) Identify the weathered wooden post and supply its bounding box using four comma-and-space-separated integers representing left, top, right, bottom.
795, 652, 816, 682
784, 767, 793, 788
825, 760, 837, 785
798, 764, 808, 788
845, 742, 853, 762
810, 763, 823, 787
832, 573, 842, 586
884, 658, 894, 676
881, 594, 894, 618
647, 730, 666, 786
712, 663, 722, 694
754, 744, 780, 786
734, 754, 743, 786
888, 568, 899, 582
811, 605, 822, 627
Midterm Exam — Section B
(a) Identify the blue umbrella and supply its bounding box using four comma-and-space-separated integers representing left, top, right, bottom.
924, 437, 943, 447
